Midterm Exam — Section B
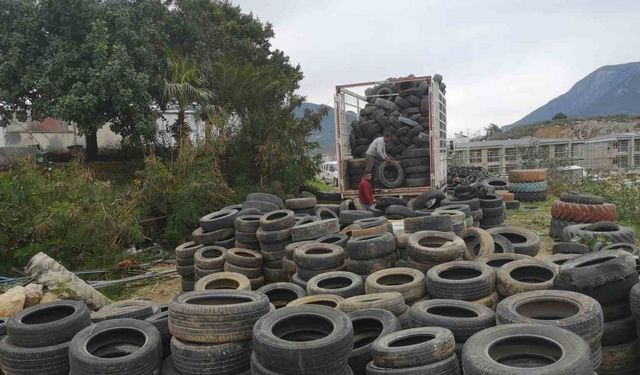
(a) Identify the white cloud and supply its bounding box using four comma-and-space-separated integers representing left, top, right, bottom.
234, 0, 640, 134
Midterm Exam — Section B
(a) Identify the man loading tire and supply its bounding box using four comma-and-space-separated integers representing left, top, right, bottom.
365, 132, 394, 176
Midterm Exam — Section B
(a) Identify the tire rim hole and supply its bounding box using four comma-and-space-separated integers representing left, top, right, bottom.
488, 336, 563, 368
509, 266, 554, 283
317, 277, 353, 290
418, 237, 449, 247
439, 267, 481, 280
352, 318, 384, 349
388, 333, 436, 347
201, 249, 223, 258
203, 279, 240, 290
268, 212, 288, 220
305, 248, 333, 255
427, 306, 478, 318
265, 290, 299, 308
377, 274, 414, 286
187, 295, 251, 305
234, 251, 255, 258
515, 300, 580, 320
86, 328, 147, 359
487, 258, 514, 268
22, 305, 75, 324
272, 315, 335, 342
500, 233, 527, 244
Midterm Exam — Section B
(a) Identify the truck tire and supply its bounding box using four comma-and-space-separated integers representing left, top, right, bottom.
560, 192, 604, 205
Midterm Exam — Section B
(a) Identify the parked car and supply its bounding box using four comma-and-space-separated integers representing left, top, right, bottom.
320, 161, 339, 186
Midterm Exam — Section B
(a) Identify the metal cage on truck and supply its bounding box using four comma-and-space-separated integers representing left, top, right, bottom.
334, 75, 448, 198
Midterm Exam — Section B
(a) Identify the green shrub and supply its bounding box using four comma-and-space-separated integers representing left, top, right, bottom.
0, 161, 144, 273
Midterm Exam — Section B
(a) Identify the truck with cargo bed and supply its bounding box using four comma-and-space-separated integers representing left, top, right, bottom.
334, 75, 448, 198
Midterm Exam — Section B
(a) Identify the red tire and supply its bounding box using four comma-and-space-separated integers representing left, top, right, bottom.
551, 201, 617, 222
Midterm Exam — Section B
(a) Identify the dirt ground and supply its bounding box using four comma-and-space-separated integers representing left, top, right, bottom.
110, 196, 559, 303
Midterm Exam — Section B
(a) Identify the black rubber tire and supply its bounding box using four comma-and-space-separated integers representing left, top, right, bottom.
0, 336, 71, 375
487, 227, 540, 256
315, 207, 339, 220
481, 205, 505, 219
460, 228, 495, 260
191, 226, 235, 245
496, 259, 557, 298
340, 210, 374, 225
407, 231, 466, 263
551, 242, 590, 255
402, 147, 429, 158
69, 319, 162, 375
193, 246, 226, 270
505, 200, 520, 210
306, 271, 364, 298
257, 282, 306, 309
316, 232, 349, 248
554, 250, 638, 304
91, 300, 158, 323
409, 299, 495, 343
223, 262, 262, 278
371, 326, 455, 369
293, 243, 346, 270
441, 197, 481, 211
199, 209, 238, 233
547, 253, 580, 266
366, 354, 460, 375
562, 223, 636, 244
496, 290, 604, 351
338, 292, 407, 316
560, 192, 605, 205
252, 305, 353, 374
412, 190, 446, 210
601, 315, 636, 346
170, 337, 251, 375
405, 177, 428, 187
377, 161, 405, 188
549, 218, 579, 240
489, 233, 515, 254
169, 290, 270, 343
629, 283, 640, 319
234, 215, 262, 233
246, 193, 285, 209
145, 310, 170, 358
346, 233, 396, 260
365, 268, 426, 304
259, 210, 295, 231
385, 205, 416, 218
376, 197, 407, 209
6, 300, 91, 348
479, 194, 504, 209
403, 215, 453, 233
599, 339, 640, 374
346, 253, 397, 275
426, 261, 496, 301
256, 227, 291, 244
514, 191, 547, 202
348, 309, 401, 374
291, 219, 340, 241
461, 324, 592, 375
243, 200, 280, 212
175, 241, 203, 259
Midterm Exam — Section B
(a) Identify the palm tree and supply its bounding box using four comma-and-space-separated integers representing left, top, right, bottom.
162, 53, 213, 147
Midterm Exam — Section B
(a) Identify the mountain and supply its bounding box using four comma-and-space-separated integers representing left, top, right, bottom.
509, 62, 640, 129
295, 102, 337, 158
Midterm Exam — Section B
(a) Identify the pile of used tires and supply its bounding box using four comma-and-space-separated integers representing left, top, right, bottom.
346, 75, 442, 189
3, 189, 639, 375
549, 191, 619, 240
507, 168, 548, 202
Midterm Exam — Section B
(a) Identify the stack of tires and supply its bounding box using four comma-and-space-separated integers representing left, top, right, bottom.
251, 305, 354, 374
485, 178, 519, 210
375, 197, 415, 219
430, 209, 466, 234
258, 209, 296, 283
478, 194, 506, 229
168, 290, 270, 375
461, 324, 594, 374
349, 77, 432, 160
507, 169, 548, 202
192, 208, 238, 249
409, 299, 496, 362
175, 241, 203, 292
405, 231, 466, 274
440, 196, 482, 227
426, 261, 498, 309
345, 232, 397, 277
223, 248, 264, 290
628, 284, 640, 373
367, 327, 460, 374
549, 192, 617, 240
346, 309, 401, 375
0, 301, 91, 375
285, 197, 317, 216
234, 214, 261, 250
193, 246, 226, 281
496, 290, 604, 370
554, 250, 639, 374
290, 243, 346, 290
399, 148, 430, 187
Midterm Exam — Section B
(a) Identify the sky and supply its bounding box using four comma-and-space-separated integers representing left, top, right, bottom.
233, 0, 640, 136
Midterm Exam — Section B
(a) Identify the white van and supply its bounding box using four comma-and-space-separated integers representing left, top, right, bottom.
320, 161, 339, 186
